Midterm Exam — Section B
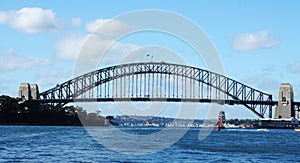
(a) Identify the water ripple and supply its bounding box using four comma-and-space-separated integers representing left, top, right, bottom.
0, 126, 299, 162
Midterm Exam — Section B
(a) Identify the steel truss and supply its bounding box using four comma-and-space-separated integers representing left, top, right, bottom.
38, 62, 274, 118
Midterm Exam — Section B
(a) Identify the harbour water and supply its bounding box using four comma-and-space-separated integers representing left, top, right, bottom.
0, 126, 299, 162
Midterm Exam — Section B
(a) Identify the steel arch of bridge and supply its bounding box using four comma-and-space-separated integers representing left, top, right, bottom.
38, 62, 274, 118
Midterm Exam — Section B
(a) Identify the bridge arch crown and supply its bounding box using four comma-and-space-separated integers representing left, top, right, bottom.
38, 62, 273, 118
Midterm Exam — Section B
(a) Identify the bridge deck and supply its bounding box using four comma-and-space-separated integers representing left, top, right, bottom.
37, 97, 278, 106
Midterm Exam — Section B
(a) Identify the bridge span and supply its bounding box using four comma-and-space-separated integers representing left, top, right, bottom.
19, 62, 300, 119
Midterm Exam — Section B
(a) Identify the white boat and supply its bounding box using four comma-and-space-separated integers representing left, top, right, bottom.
257, 128, 269, 131
223, 123, 240, 129
145, 121, 160, 127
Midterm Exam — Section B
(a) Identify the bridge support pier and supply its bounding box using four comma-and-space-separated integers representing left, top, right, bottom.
275, 83, 294, 119
269, 105, 272, 118
18, 83, 39, 100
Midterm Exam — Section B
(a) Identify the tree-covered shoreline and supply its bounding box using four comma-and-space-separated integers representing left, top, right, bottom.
0, 95, 115, 126
0, 95, 257, 127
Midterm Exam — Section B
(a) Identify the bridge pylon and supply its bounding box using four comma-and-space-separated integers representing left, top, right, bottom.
18, 83, 39, 101
275, 83, 294, 119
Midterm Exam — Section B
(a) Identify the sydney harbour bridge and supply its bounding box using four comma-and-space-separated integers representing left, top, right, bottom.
20, 62, 300, 119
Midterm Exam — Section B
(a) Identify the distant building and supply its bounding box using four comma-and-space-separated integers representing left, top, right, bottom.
258, 118, 299, 129
18, 83, 39, 100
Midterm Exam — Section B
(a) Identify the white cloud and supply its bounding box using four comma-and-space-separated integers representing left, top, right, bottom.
261, 66, 276, 74
0, 7, 62, 33
71, 17, 81, 27
232, 30, 280, 51
55, 33, 139, 65
55, 18, 139, 69
36, 69, 70, 86
55, 33, 87, 60
0, 48, 51, 71
286, 62, 300, 73
77, 34, 139, 65
85, 18, 129, 36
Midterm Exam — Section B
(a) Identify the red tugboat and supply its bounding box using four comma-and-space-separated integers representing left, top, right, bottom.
216, 111, 226, 131
216, 124, 221, 131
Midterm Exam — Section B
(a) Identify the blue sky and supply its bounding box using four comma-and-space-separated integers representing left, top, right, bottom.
1, 1, 300, 119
